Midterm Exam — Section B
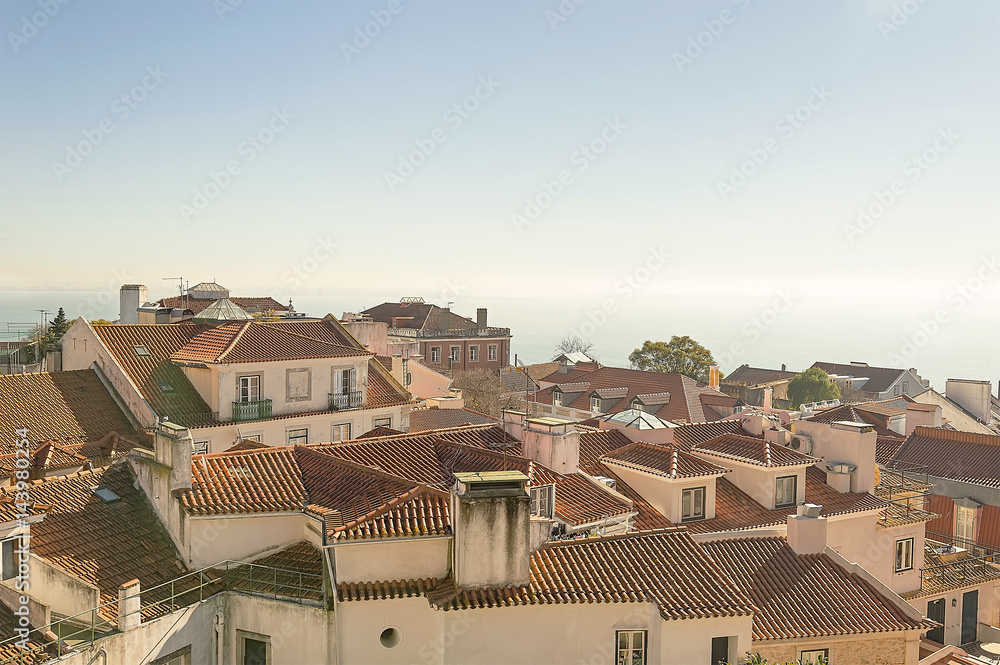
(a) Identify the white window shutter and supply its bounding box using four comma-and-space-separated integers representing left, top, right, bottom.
350, 368, 357, 391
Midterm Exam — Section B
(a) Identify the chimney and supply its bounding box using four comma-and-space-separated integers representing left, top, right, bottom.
945, 379, 992, 422
451, 471, 531, 589
786, 506, 827, 555
781, 364, 786, 372
823, 421, 877, 493
741, 413, 766, 437
155, 421, 193, 493
709, 364, 720, 391
118, 579, 141, 632
119, 284, 148, 325
522, 418, 580, 474
762, 386, 773, 412
477, 308, 487, 331
439, 307, 451, 332
904, 402, 941, 436
763, 425, 790, 446
502, 410, 527, 441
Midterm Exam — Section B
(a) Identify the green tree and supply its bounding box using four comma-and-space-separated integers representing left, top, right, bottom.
787, 367, 841, 408
48, 307, 71, 340
628, 336, 719, 382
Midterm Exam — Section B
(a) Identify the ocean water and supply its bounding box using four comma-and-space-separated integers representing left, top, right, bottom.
2, 290, 997, 394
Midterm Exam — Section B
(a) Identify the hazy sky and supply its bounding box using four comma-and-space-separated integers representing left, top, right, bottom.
1, 0, 997, 307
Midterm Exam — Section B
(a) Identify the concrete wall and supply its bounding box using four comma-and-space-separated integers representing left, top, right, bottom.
825, 513, 924, 596
186, 513, 314, 569
793, 420, 877, 494
337, 598, 752, 665
912, 389, 995, 434
407, 361, 452, 400
945, 379, 993, 422
5, 554, 99, 620
696, 456, 805, 510
752, 633, 916, 665
333, 538, 451, 586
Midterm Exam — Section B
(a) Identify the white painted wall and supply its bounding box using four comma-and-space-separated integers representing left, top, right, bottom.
606, 466, 719, 523
186, 513, 314, 569
827, 514, 924, 596
333, 538, 451, 585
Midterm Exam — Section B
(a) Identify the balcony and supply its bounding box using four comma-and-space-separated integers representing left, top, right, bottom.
232, 399, 272, 422
328, 390, 363, 411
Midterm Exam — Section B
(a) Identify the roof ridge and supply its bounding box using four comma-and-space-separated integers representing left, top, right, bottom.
336, 484, 448, 534
296, 445, 420, 489
261, 323, 368, 353
215, 321, 255, 362
540, 526, 688, 549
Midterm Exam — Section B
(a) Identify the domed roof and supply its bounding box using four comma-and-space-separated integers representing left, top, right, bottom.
191, 298, 254, 324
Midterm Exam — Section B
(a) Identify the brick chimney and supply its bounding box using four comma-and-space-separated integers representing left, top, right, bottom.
522, 418, 580, 474
476, 308, 487, 331
451, 471, 531, 589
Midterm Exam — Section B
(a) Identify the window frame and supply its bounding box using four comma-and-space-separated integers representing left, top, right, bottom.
591, 396, 601, 412
238, 375, 261, 403
615, 630, 647, 665
775, 474, 797, 508
430, 347, 441, 363
894, 384, 901, 396
800, 648, 829, 664
956, 504, 976, 542
373, 417, 392, 428
681, 486, 706, 522
1, 537, 22, 581
449, 345, 461, 362
530, 485, 555, 519
287, 428, 308, 445
488, 344, 498, 361
332, 423, 351, 442
895, 537, 914, 572
553, 391, 563, 407
469, 345, 479, 362
236, 629, 272, 665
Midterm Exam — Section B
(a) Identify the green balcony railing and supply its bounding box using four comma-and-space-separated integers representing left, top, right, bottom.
231, 399, 272, 422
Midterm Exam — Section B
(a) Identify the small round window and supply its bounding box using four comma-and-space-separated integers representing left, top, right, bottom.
380, 627, 401, 649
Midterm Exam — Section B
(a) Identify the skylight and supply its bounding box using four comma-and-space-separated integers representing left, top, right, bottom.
92, 486, 121, 504
133, 345, 150, 356
158, 381, 174, 392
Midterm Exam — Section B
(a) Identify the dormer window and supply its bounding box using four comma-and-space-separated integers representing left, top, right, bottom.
631, 400, 643, 412
775, 475, 797, 508
554, 391, 563, 407
133, 345, 150, 357
591, 396, 601, 412
681, 487, 706, 521
530, 485, 555, 519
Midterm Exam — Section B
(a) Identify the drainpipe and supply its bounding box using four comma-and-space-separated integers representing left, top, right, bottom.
215, 611, 225, 664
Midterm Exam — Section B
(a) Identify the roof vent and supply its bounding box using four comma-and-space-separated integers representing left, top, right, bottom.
797, 503, 823, 518
93, 486, 121, 504
593, 476, 617, 490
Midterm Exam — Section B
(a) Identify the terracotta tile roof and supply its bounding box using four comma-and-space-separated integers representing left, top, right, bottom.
693, 434, 817, 468
184, 446, 305, 515
811, 362, 906, 394
338, 578, 439, 602
0, 605, 57, 663
0, 439, 87, 474
602, 442, 730, 479
361, 302, 479, 332
222, 541, 323, 604
0, 370, 138, 451
226, 438, 271, 452
876, 437, 907, 466
334, 487, 451, 541
901, 539, 1000, 600
594, 387, 628, 399
981, 503, 1000, 552
577, 429, 635, 475
408, 407, 497, 432
703, 537, 935, 640
423, 529, 756, 621
170, 321, 366, 364
857, 402, 908, 417
672, 419, 750, 450
3, 463, 201, 621
91, 323, 215, 425
356, 426, 403, 439
555, 382, 591, 394
684, 467, 888, 535
264, 317, 361, 349
365, 358, 412, 408
925, 494, 956, 544
530, 465, 633, 527
890, 426, 1000, 488
500, 367, 539, 394
722, 365, 796, 386
535, 366, 738, 423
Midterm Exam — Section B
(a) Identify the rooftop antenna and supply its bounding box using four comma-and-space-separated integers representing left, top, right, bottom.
163, 276, 185, 310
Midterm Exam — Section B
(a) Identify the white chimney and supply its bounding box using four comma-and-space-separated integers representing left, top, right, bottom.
451, 471, 531, 590
155, 421, 193, 493
787, 507, 828, 555
119, 284, 147, 325
762, 386, 773, 411
904, 402, 941, 436
523, 418, 580, 474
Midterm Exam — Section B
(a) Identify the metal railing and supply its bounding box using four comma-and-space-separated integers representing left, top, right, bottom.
231, 399, 272, 422
919, 551, 999, 591
876, 494, 936, 528
927, 531, 1000, 558
328, 390, 363, 411
0, 559, 324, 664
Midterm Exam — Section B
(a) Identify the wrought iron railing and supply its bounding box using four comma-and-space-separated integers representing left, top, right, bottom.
231, 399, 272, 422
919, 551, 998, 591
0, 559, 323, 664
328, 390, 363, 411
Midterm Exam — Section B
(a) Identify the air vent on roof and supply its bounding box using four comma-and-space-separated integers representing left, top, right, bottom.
133, 345, 150, 356
157, 381, 174, 392
93, 486, 121, 504
593, 476, 617, 491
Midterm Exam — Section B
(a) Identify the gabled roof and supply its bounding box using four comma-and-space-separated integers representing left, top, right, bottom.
693, 434, 817, 468
408, 407, 497, 432
170, 320, 367, 364
414, 529, 756, 621
156, 294, 290, 315
3, 463, 202, 621
703, 537, 935, 640
811, 362, 906, 394
529, 464, 633, 527
889, 426, 1000, 488
361, 302, 477, 331
722, 365, 797, 386
672, 419, 750, 450
0, 369, 138, 451
602, 442, 729, 480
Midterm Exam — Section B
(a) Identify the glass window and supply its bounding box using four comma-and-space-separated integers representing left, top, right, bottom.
895, 538, 914, 572
616, 630, 646, 665
193, 441, 209, 455
1, 538, 18, 581
238, 376, 260, 403
373, 417, 391, 428
956, 505, 976, 542
469, 346, 479, 362
902, 381, 909, 393
244, 637, 267, 665
554, 391, 562, 406
287, 428, 308, 445
800, 648, 829, 664
711, 636, 731, 665
591, 396, 601, 412
775, 475, 797, 508
530, 485, 554, 518
488, 345, 497, 361
430, 347, 441, 363
682, 487, 706, 521
332, 423, 351, 442
450, 346, 460, 362
894, 385, 901, 396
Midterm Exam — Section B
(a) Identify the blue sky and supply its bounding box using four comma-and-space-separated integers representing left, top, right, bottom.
1, 0, 997, 308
